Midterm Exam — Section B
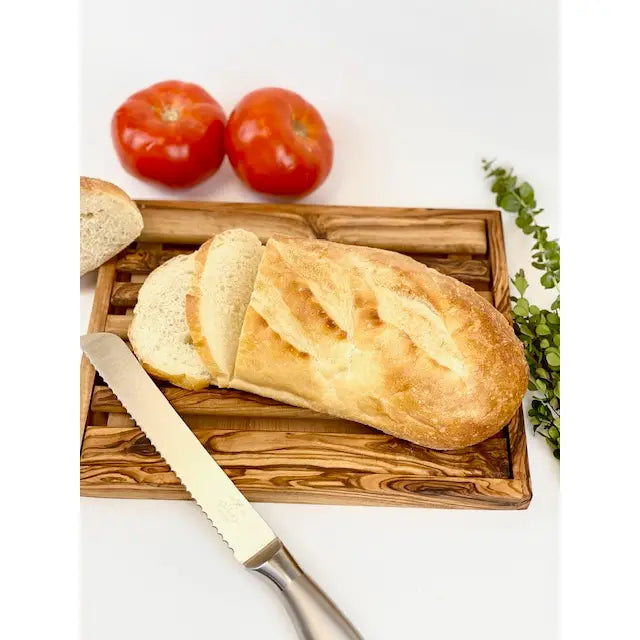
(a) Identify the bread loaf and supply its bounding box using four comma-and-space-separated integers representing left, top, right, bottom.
186, 229, 264, 387
128, 253, 212, 390
231, 236, 528, 450
80, 177, 143, 275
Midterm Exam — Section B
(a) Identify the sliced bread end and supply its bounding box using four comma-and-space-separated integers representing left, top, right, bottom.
80, 177, 143, 276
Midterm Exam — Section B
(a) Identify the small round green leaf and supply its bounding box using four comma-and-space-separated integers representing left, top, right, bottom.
536, 367, 551, 380
536, 324, 551, 335
513, 304, 528, 317
518, 182, 534, 203
518, 324, 535, 338
500, 193, 521, 213
546, 352, 560, 367
541, 273, 556, 289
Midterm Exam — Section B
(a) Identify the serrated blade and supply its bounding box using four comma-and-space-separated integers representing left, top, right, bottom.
81, 332, 277, 564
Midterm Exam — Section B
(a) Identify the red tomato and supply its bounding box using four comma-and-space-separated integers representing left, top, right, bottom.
225, 88, 333, 197
111, 80, 226, 188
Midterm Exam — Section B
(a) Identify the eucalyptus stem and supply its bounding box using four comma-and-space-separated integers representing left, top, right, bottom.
482, 160, 560, 459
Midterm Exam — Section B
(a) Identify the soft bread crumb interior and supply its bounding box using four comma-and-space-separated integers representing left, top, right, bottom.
197, 230, 264, 381
130, 253, 211, 384
80, 192, 142, 275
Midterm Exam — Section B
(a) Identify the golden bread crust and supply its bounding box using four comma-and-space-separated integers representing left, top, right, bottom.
80, 176, 137, 206
232, 236, 528, 450
135, 360, 211, 391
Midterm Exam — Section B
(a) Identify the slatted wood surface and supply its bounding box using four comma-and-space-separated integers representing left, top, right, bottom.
80, 202, 532, 509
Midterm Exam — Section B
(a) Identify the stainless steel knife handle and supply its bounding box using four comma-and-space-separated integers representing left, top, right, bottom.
246, 541, 363, 639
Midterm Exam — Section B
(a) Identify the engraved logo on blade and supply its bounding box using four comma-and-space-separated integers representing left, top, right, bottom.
218, 495, 246, 523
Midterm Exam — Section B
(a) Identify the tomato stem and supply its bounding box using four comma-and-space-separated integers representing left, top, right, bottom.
161, 107, 180, 122
291, 118, 308, 137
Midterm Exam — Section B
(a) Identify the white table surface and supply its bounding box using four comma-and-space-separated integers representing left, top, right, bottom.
81, 1, 558, 638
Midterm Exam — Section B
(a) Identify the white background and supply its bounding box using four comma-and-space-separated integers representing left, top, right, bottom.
81, 1, 558, 638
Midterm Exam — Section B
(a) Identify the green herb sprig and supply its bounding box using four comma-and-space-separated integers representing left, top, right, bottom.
482, 160, 560, 459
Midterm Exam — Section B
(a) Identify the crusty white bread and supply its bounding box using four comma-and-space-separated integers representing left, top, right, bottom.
128, 253, 212, 390
80, 177, 143, 276
231, 235, 528, 450
186, 229, 263, 387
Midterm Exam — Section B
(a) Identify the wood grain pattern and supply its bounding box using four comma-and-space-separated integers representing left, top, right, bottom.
138, 205, 315, 244
110, 282, 140, 307
409, 255, 490, 288
80, 201, 531, 509
486, 212, 512, 320
86, 407, 507, 440
137, 203, 487, 254
80, 466, 527, 509
315, 215, 487, 253
81, 426, 510, 478
91, 385, 339, 419
104, 314, 130, 338
116, 248, 189, 273
80, 259, 117, 445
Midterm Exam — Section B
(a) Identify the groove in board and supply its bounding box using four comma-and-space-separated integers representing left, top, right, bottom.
116, 248, 190, 273
91, 385, 339, 419
99, 414, 378, 434
81, 414, 509, 443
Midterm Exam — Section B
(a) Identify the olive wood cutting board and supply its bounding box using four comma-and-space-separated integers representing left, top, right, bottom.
80, 201, 532, 509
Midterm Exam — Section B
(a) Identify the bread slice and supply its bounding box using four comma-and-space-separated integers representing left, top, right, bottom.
80, 177, 143, 276
128, 253, 212, 390
186, 229, 263, 387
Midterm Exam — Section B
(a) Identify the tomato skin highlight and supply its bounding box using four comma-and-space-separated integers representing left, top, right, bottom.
224, 87, 333, 197
111, 80, 226, 188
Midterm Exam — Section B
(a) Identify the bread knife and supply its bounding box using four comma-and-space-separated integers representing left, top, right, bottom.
81, 332, 363, 640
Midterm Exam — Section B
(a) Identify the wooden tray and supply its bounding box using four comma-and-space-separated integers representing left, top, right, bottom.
80, 201, 531, 509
